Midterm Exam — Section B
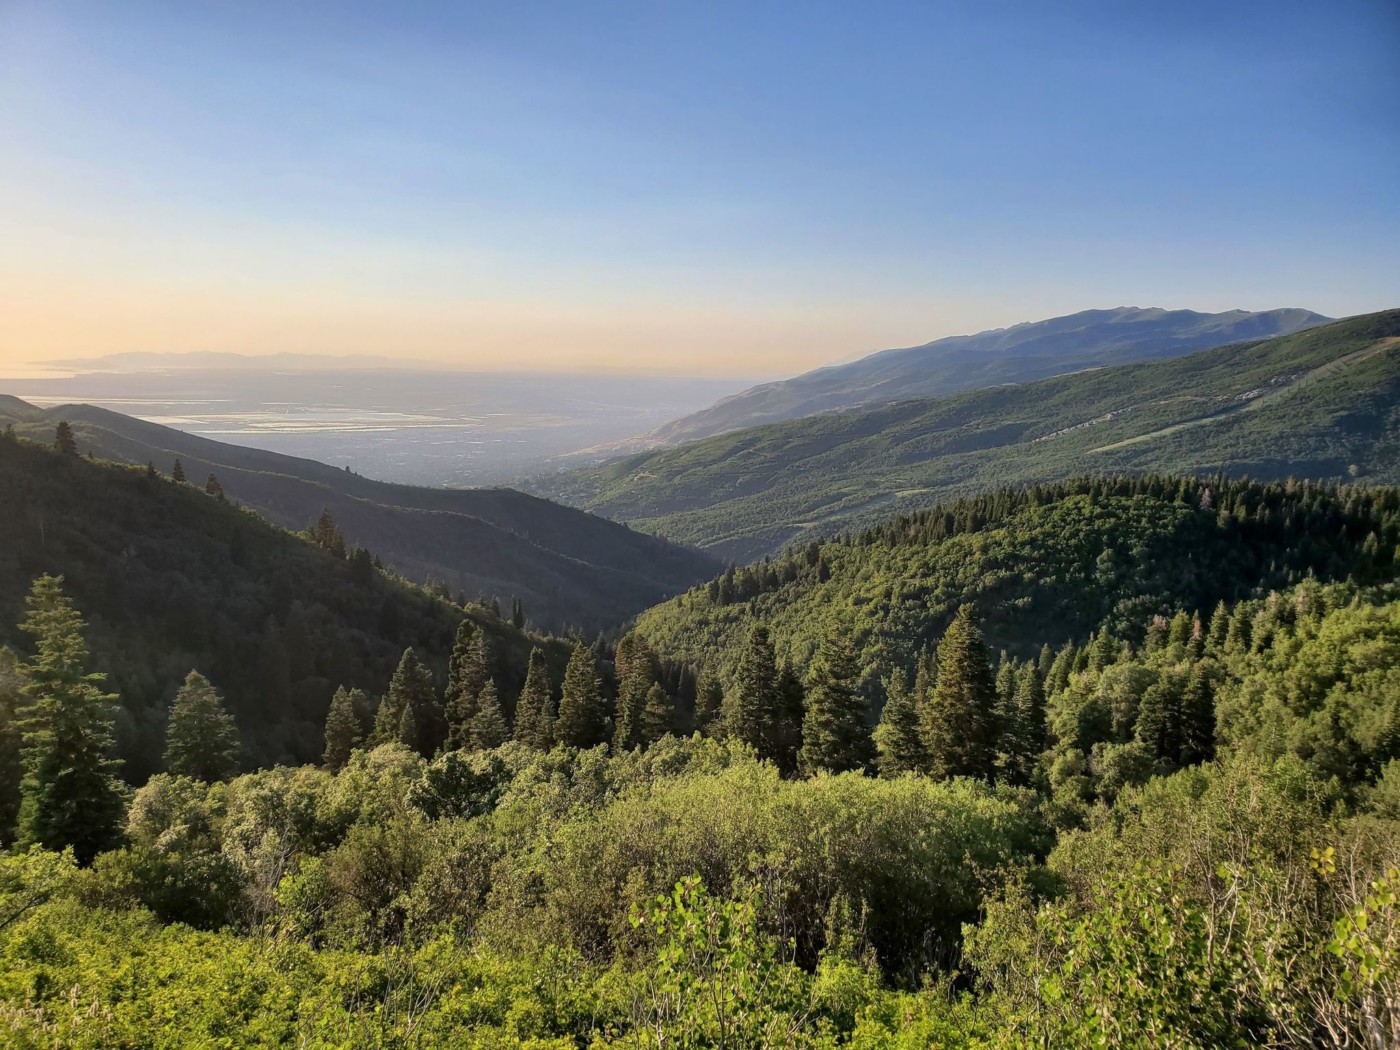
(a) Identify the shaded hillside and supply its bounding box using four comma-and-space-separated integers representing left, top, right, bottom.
0, 436, 572, 777
538, 310, 1400, 560
650, 306, 1328, 444
0, 397, 718, 631
633, 475, 1400, 686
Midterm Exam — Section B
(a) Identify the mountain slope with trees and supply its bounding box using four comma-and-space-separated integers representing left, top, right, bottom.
0, 434, 574, 777
632, 475, 1400, 691
648, 306, 1329, 444
536, 309, 1400, 560
0, 395, 717, 631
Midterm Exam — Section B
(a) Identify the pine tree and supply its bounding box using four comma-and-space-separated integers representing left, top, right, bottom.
1088, 627, 1119, 672
1003, 664, 1046, 785
556, 643, 606, 748
1180, 663, 1216, 765
145, 460, 157, 479
514, 648, 555, 748
612, 634, 655, 752
0, 648, 24, 846
381, 648, 439, 756
724, 624, 777, 752
15, 575, 125, 864
468, 681, 508, 750
204, 474, 225, 501
639, 683, 674, 746
693, 666, 724, 736
510, 598, 525, 630
172, 457, 186, 483
163, 670, 241, 782
54, 421, 77, 456
1136, 674, 1186, 769
769, 660, 806, 774
444, 621, 489, 750
921, 606, 998, 781
798, 632, 871, 775
874, 672, 927, 777
323, 685, 365, 771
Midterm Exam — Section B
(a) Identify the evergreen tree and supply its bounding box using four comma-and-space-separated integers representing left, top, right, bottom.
510, 598, 525, 630
1003, 664, 1046, 785
323, 685, 364, 771
163, 670, 241, 782
798, 632, 871, 775
921, 606, 998, 781
514, 648, 555, 749
1207, 601, 1230, 650
769, 660, 806, 774
1136, 673, 1186, 769
612, 634, 655, 752
0, 648, 23, 846
380, 648, 439, 756
172, 457, 186, 483
15, 575, 125, 864
145, 460, 157, 479
874, 672, 927, 777
724, 624, 777, 752
1088, 627, 1119, 672
1180, 663, 1216, 765
639, 683, 674, 746
468, 681, 509, 750
204, 474, 225, 501
693, 666, 725, 736
556, 643, 606, 748
444, 622, 489, 750
54, 421, 77, 456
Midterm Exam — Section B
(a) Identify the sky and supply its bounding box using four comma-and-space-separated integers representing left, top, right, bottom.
1, 0, 1397, 378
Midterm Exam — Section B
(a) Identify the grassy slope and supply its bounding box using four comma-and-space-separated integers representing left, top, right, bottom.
0, 398, 718, 632
0, 438, 570, 777
537, 310, 1400, 561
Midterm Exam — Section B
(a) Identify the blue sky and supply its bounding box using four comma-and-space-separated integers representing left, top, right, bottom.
1, 0, 1397, 375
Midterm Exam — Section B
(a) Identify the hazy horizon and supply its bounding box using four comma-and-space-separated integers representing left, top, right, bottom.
2, 1, 1397, 378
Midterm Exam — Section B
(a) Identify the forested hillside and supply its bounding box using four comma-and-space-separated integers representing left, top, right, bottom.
0, 395, 717, 631
634, 475, 1400, 683
650, 305, 1328, 444
537, 309, 1400, 560
0, 434, 573, 776
2, 468, 1399, 1046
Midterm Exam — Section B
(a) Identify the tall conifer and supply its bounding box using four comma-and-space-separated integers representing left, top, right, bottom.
725, 624, 777, 751
921, 606, 998, 781
557, 643, 606, 748
164, 670, 241, 782
874, 672, 927, 777
798, 633, 871, 775
15, 575, 125, 864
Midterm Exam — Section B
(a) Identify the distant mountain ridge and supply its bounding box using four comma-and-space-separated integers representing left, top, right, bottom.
532, 309, 1400, 562
0, 395, 718, 631
649, 307, 1331, 444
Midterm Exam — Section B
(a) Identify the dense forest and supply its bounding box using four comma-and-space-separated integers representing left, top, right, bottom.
3, 415, 1400, 1046
534, 309, 1400, 560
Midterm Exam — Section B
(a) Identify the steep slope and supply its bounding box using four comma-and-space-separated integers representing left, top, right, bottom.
536, 310, 1400, 561
0, 397, 718, 631
650, 307, 1329, 444
0, 436, 572, 777
633, 476, 1400, 683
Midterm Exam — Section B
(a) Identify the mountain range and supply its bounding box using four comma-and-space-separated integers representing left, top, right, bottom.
0, 395, 717, 632
533, 309, 1400, 561
648, 307, 1330, 445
